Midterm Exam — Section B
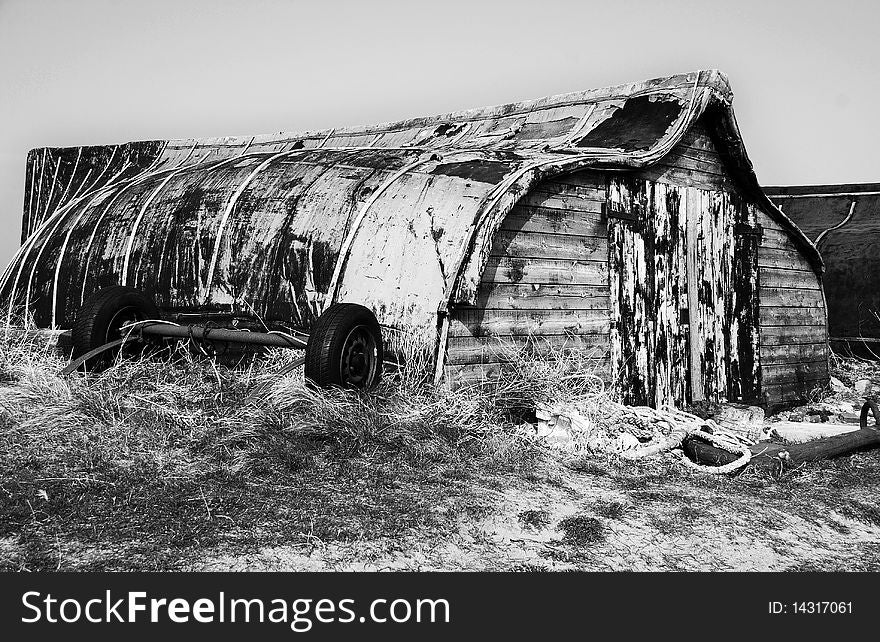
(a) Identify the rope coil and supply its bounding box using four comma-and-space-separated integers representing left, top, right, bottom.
535, 400, 754, 474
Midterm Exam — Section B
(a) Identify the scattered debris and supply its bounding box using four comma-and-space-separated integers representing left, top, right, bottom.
532, 400, 754, 473
767, 421, 861, 444
712, 403, 765, 441
529, 365, 880, 476
829, 376, 848, 393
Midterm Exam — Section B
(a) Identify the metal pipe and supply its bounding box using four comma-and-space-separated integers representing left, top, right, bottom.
137, 322, 308, 349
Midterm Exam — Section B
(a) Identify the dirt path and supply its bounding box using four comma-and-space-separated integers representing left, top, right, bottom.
191, 451, 880, 572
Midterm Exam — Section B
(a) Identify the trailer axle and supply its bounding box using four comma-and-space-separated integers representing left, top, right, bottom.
136, 322, 308, 349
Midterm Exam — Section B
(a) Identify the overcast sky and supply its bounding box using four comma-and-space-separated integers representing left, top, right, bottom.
0, 0, 877, 265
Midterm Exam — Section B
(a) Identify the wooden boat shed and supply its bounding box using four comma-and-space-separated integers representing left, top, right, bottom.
765, 183, 880, 357
0, 69, 828, 408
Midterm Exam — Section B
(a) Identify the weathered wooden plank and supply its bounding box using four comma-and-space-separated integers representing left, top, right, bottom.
758, 267, 821, 290
728, 198, 761, 403
677, 145, 728, 166
608, 176, 655, 405
762, 381, 827, 404
759, 325, 827, 345
757, 247, 814, 271
699, 189, 733, 404
676, 126, 716, 152
651, 181, 688, 407
637, 165, 727, 192
445, 334, 610, 365
686, 186, 705, 401
444, 362, 504, 386
516, 190, 605, 216
762, 360, 828, 385
539, 171, 606, 193
759, 342, 828, 365
474, 283, 610, 310
760, 287, 824, 308
522, 189, 605, 213
481, 256, 608, 285
449, 308, 611, 337
490, 230, 607, 261
445, 170, 614, 379
758, 217, 787, 232
655, 151, 731, 180
500, 205, 604, 236
761, 306, 826, 325
760, 227, 801, 249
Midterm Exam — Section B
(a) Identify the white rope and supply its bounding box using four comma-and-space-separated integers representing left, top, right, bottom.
538, 400, 753, 474
678, 430, 752, 474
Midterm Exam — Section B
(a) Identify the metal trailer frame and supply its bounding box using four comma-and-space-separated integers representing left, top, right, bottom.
60, 319, 309, 376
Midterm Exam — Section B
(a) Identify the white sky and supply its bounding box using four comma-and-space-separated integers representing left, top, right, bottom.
0, 0, 878, 265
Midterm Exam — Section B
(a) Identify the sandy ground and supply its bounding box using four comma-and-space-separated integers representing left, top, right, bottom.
189, 451, 880, 572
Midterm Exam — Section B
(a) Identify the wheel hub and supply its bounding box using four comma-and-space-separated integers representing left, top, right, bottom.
105, 305, 144, 342
341, 325, 377, 387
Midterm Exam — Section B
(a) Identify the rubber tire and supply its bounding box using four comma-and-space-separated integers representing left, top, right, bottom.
305, 303, 383, 389
861, 399, 880, 430
71, 286, 160, 358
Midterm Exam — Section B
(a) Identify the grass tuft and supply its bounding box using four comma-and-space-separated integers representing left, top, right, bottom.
557, 515, 604, 546
0, 332, 574, 569
517, 509, 551, 530
593, 499, 628, 520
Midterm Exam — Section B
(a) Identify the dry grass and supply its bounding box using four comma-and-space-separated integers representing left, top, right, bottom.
558, 515, 605, 546
1, 335, 879, 571
0, 333, 607, 570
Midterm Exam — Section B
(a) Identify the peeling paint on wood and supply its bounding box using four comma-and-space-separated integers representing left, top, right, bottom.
608, 136, 763, 406
1, 69, 827, 403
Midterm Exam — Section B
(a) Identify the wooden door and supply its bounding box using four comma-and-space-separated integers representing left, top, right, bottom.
684, 188, 761, 403
608, 178, 689, 407
608, 178, 760, 407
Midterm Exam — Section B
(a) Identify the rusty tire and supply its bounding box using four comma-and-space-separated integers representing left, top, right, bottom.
860, 399, 880, 430
305, 303, 383, 389
71, 286, 160, 360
